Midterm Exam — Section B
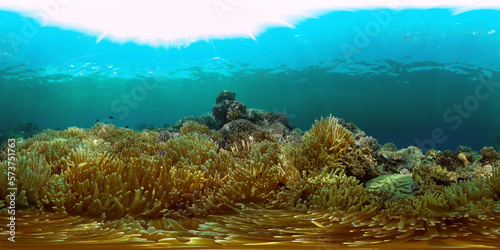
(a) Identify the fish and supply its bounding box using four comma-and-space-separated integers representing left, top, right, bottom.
125, 126, 129, 128
96, 119, 100, 122
109, 116, 114, 119
27, 122, 32, 126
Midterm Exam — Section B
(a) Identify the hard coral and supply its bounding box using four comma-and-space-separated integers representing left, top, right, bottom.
458, 145, 471, 152
247, 108, 266, 125
247, 108, 293, 130
264, 112, 292, 130
339, 118, 380, 152
436, 150, 461, 170
480, 147, 500, 164
376, 145, 423, 174
425, 149, 438, 160
212, 100, 248, 125
156, 131, 180, 143
365, 174, 418, 199
413, 162, 458, 195
220, 119, 258, 136
215, 90, 236, 104
0, 122, 41, 145
199, 113, 221, 130
218, 119, 260, 150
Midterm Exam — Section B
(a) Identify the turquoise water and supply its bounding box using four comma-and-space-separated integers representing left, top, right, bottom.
1, 9, 499, 150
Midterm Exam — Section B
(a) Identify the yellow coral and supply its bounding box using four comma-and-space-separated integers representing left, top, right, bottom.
300, 115, 355, 172
179, 121, 211, 136
300, 115, 376, 179
3, 117, 500, 248
1, 151, 51, 208
413, 163, 458, 193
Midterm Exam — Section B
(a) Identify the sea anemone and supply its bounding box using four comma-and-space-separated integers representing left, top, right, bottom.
2, 115, 500, 248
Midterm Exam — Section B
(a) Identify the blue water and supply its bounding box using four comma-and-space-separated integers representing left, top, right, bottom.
0, 9, 499, 151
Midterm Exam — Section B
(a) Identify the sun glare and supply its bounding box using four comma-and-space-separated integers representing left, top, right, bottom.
0, 0, 499, 47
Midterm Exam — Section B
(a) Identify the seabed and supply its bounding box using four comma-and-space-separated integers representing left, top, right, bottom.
2, 208, 500, 249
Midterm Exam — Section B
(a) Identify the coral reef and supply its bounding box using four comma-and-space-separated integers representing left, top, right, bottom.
165, 91, 294, 147
376, 144, 423, 175
199, 113, 221, 130
156, 130, 181, 143
436, 150, 462, 170
169, 114, 221, 131
413, 162, 459, 194
339, 118, 380, 152
171, 116, 204, 130
0, 122, 41, 145
212, 91, 248, 125
300, 115, 378, 180
179, 121, 211, 136
2, 94, 500, 248
210, 91, 292, 131
215, 90, 236, 104
480, 147, 500, 164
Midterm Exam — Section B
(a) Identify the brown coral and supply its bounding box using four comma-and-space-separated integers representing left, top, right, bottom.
436, 150, 462, 170
480, 147, 500, 164
413, 163, 458, 195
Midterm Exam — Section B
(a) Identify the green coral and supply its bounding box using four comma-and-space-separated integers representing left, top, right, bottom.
365, 174, 417, 199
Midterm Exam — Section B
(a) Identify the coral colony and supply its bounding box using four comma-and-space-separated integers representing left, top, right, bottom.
1, 90, 500, 248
